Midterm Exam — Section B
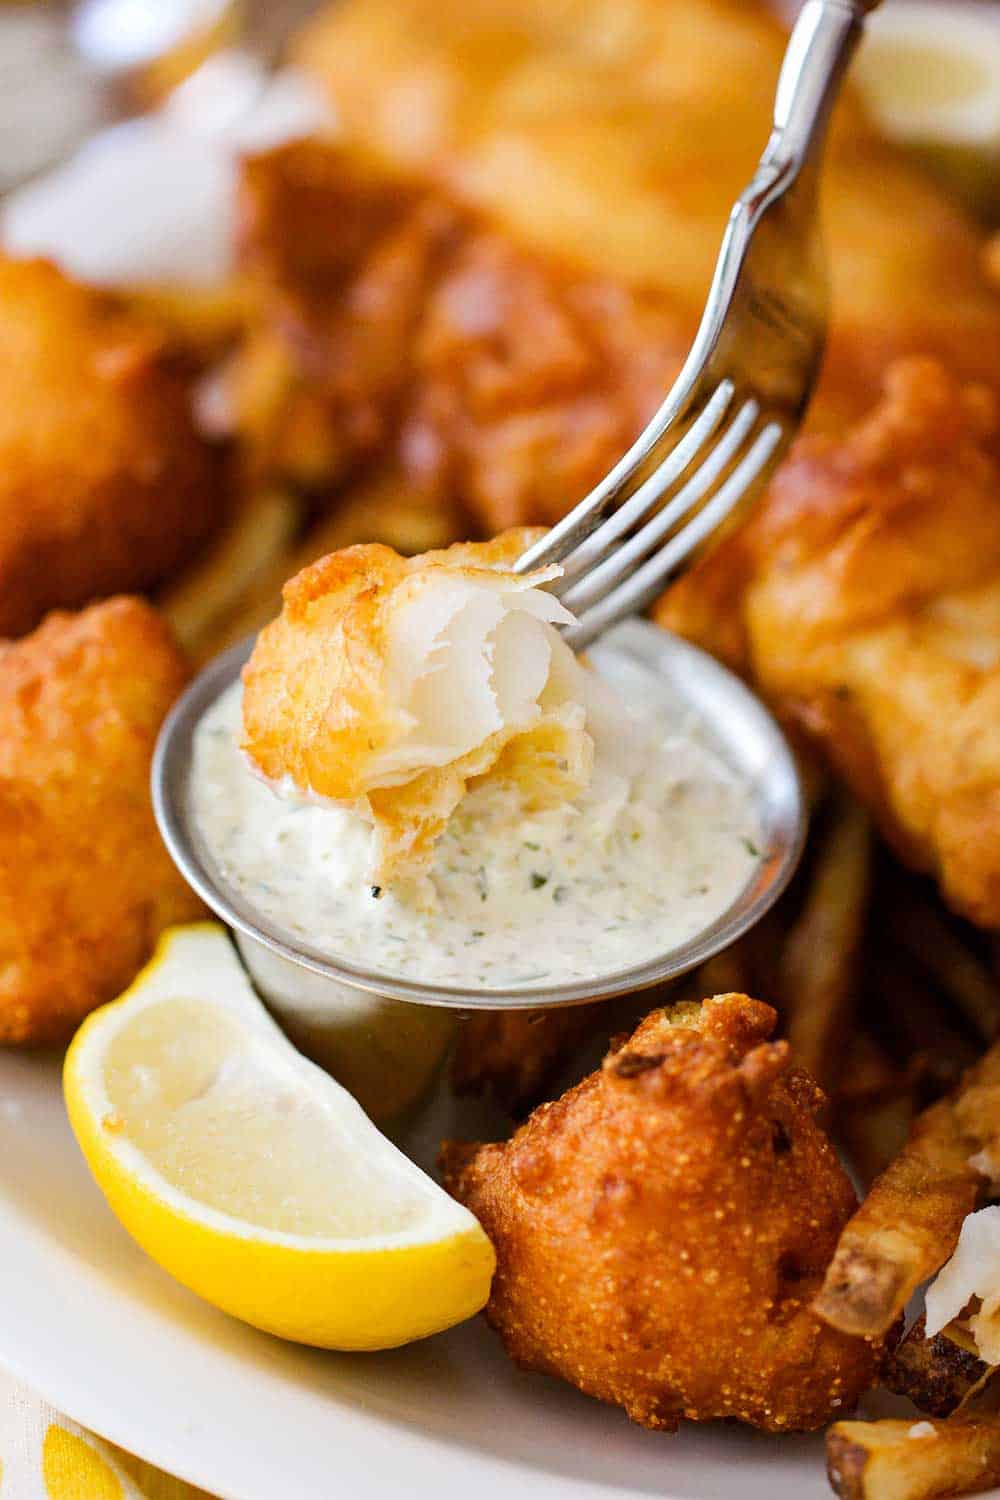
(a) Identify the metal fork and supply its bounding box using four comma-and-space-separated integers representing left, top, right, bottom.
516, 0, 879, 650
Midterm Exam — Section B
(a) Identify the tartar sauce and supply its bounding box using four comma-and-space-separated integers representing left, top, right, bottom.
191, 667, 762, 990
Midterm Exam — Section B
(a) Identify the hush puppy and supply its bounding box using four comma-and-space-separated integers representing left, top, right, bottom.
0, 598, 203, 1044
443, 995, 884, 1432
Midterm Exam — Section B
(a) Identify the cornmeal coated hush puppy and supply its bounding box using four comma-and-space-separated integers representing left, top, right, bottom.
443, 995, 885, 1432
0, 258, 224, 638
0, 597, 204, 1044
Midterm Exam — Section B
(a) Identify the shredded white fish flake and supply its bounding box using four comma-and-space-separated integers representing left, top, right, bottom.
925, 1204, 1000, 1363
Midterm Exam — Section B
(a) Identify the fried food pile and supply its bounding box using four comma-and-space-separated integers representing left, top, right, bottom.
659, 359, 1000, 927
0, 598, 203, 1043
227, 139, 688, 533
241, 530, 591, 884
212, 0, 1000, 539
444, 995, 884, 1432
2, 0, 1000, 1492
212, 0, 1000, 943
291, 0, 1000, 435
0, 257, 226, 638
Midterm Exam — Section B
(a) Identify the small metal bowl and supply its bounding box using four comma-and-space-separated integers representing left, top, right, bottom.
152, 618, 805, 1125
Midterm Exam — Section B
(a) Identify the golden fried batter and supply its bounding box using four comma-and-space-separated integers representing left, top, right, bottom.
230, 141, 687, 532
227, 0, 1000, 537
291, 0, 1000, 434
659, 359, 1000, 927
0, 598, 204, 1044
0, 257, 225, 637
443, 995, 883, 1432
241, 530, 591, 885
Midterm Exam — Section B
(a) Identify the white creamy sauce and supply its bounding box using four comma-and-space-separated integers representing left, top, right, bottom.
191, 666, 762, 990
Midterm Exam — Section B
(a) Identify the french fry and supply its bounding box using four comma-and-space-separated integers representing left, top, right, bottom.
826, 1415, 1000, 1500
813, 1037, 1000, 1338
834, 1036, 917, 1190
160, 489, 304, 658
884, 1317, 992, 1418
872, 954, 978, 1099
888, 900, 1000, 1043
780, 795, 872, 1094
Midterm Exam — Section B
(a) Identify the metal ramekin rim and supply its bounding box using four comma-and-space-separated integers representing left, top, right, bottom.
152, 621, 807, 1011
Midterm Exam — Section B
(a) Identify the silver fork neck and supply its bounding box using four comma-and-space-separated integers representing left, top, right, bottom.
763, 0, 869, 189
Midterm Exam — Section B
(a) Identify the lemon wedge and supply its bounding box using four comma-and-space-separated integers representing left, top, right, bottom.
64, 923, 495, 1350
852, 3, 1000, 214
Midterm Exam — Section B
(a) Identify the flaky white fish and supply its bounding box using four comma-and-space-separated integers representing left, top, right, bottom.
241, 529, 593, 886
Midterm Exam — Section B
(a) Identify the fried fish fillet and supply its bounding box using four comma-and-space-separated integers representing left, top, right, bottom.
229, 140, 687, 532
0, 257, 225, 637
443, 994, 884, 1432
290, 0, 1000, 437
225, 0, 1000, 536
0, 598, 204, 1044
659, 358, 1000, 928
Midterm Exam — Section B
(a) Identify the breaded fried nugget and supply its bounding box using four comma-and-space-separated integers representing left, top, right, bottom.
659, 359, 1000, 927
0, 257, 224, 637
0, 598, 204, 1044
241, 530, 591, 885
442, 995, 883, 1432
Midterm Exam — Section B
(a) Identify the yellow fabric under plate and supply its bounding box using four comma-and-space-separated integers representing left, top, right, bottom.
0, 1370, 216, 1500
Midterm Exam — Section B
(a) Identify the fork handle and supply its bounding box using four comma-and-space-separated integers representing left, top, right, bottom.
766, 0, 880, 185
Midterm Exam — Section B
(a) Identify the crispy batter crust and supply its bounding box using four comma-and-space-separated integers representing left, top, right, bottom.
0, 257, 225, 638
884, 1317, 990, 1419
659, 358, 1000, 927
443, 995, 883, 1432
291, 0, 1000, 435
241, 529, 590, 883
294, 0, 1000, 394
231, 140, 687, 532
0, 598, 204, 1044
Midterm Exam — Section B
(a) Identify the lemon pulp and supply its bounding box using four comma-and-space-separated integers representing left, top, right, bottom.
103, 996, 427, 1238
64, 923, 495, 1349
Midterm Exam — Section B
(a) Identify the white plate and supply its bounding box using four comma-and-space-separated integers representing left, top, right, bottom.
0, 1045, 844, 1500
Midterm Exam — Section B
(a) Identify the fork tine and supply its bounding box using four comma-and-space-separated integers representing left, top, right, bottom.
564, 421, 784, 651
559, 397, 760, 613
515, 379, 734, 576
543, 381, 737, 590
522, 0, 869, 629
